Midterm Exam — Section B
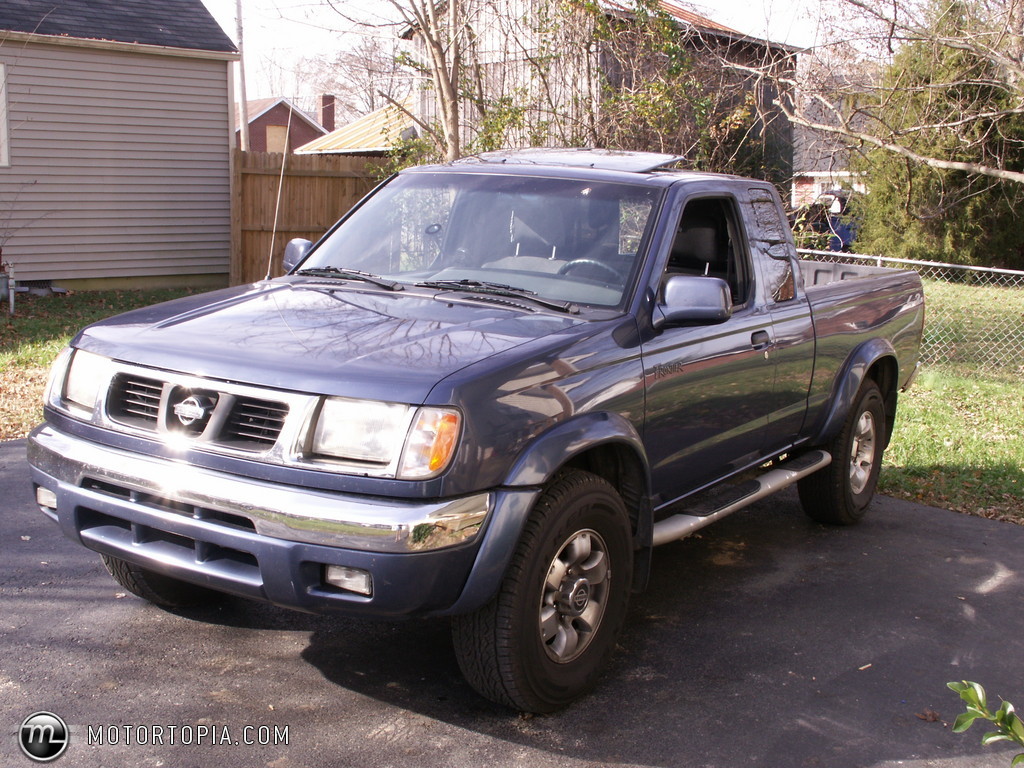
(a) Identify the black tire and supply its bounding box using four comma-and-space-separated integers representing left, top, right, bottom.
100, 554, 222, 609
798, 380, 887, 525
451, 469, 633, 713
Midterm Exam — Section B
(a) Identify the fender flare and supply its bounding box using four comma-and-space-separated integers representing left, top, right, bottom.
502, 411, 651, 489
441, 412, 654, 615
809, 337, 898, 447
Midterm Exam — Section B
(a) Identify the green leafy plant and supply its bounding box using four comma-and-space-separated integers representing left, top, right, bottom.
948, 681, 1024, 766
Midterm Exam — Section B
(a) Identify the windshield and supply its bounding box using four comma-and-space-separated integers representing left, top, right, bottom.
300, 172, 663, 308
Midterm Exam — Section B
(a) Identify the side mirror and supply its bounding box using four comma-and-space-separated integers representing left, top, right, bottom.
656, 275, 732, 327
282, 238, 313, 273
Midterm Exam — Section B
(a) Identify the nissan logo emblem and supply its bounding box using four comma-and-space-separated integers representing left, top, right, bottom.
172, 395, 209, 426
572, 584, 590, 610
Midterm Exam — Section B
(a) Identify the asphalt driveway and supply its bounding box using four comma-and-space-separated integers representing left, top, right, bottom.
2, 437, 1022, 768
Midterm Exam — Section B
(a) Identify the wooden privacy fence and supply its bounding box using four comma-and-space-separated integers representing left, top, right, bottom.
231, 150, 385, 284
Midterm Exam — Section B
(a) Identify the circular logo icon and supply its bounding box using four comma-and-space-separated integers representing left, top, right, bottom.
19, 711, 69, 762
572, 583, 590, 611
172, 395, 208, 426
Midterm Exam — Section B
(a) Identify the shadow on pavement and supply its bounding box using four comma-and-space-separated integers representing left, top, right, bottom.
293, 491, 1024, 767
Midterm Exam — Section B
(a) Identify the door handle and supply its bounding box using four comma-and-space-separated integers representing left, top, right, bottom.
751, 330, 772, 350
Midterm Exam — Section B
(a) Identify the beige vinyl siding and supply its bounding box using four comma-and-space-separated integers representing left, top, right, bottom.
0, 63, 10, 167
0, 41, 232, 281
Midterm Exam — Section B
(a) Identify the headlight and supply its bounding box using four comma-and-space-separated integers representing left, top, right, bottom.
43, 347, 74, 409
310, 397, 461, 479
64, 349, 111, 413
312, 398, 412, 464
48, 348, 111, 416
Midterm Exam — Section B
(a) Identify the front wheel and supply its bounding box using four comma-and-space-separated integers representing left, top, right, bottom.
798, 380, 887, 525
101, 554, 222, 609
451, 469, 633, 713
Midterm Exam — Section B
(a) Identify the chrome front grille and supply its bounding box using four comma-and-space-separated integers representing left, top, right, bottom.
108, 374, 163, 427
56, 359, 410, 479
97, 363, 303, 457
223, 398, 290, 449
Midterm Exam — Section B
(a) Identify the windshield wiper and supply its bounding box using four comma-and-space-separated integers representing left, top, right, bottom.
296, 266, 403, 291
417, 279, 578, 314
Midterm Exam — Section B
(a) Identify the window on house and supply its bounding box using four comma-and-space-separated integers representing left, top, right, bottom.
266, 125, 288, 154
0, 64, 10, 167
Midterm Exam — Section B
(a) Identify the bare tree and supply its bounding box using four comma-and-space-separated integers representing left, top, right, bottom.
312, 0, 794, 177
586, 2, 795, 178
767, 0, 1024, 267
299, 35, 412, 122
779, 0, 1024, 185
325, 0, 571, 162
380, 0, 483, 161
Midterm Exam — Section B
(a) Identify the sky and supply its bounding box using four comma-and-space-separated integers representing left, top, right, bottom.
200, 0, 823, 109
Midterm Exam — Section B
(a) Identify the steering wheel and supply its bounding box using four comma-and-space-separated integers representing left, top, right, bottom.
557, 259, 620, 283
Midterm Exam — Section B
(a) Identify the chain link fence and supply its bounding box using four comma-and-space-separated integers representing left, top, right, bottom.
798, 249, 1024, 379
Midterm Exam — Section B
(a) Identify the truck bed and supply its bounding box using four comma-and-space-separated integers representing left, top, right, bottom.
797, 258, 925, 435
798, 258, 897, 289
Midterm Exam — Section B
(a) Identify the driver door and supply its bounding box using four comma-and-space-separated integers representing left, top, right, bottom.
642, 194, 777, 505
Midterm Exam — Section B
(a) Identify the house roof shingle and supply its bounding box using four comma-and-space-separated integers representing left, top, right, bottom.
0, 0, 236, 53
653, 1, 743, 37
603, 0, 798, 53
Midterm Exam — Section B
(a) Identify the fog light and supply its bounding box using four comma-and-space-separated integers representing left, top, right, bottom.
36, 486, 57, 511
324, 565, 372, 596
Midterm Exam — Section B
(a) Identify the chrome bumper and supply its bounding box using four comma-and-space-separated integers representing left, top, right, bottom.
28, 425, 490, 554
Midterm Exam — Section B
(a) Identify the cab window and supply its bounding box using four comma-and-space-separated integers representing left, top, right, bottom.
665, 197, 750, 306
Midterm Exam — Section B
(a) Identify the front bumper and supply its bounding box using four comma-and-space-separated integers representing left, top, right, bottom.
28, 425, 534, 617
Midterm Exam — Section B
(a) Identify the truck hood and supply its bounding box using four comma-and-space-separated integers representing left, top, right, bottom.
75, 280, 581, 403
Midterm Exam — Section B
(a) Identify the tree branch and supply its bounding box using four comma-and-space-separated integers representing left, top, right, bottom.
784, 107, 1024, 185
378, 91, 444, 150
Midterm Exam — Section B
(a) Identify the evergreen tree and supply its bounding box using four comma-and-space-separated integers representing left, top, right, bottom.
855, 0, 1024, 269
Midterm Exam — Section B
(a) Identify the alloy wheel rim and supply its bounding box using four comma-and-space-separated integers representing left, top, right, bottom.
849, 410, 877, 495
538, 528, 610, 663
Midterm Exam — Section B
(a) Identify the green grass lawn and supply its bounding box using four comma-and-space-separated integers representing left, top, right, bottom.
0, 289, 200, 439
881, 367, 1024, 523
919, 278, 1024, 382
879, 276, 1024, 522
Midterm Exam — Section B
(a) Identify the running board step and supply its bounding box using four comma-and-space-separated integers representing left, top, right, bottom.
651, 450, 832, 546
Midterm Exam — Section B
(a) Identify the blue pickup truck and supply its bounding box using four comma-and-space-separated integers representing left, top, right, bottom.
28, 149, 924, 713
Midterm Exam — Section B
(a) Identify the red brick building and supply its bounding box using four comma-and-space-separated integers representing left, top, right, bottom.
236, 98, 327, 153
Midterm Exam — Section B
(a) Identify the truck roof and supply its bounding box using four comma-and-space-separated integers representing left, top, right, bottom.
405, 148, 753, 187
457, 148, 687, 173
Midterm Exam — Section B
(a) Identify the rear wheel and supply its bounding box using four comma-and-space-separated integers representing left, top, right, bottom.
798, 380, 887, 525
452, 469, 633, 713
101, 554, 222, 609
